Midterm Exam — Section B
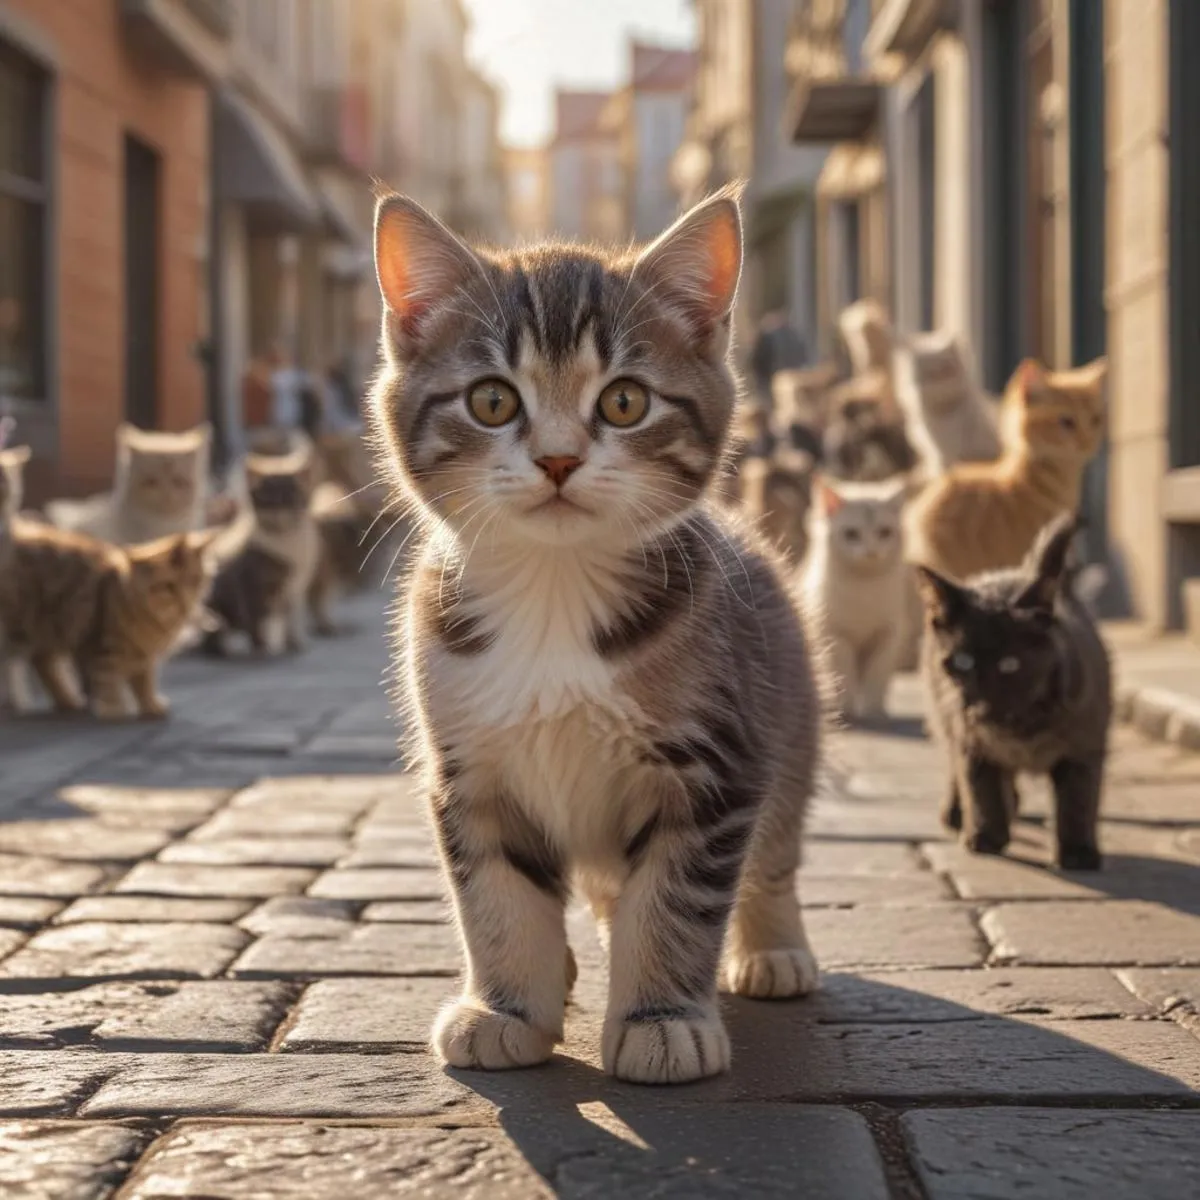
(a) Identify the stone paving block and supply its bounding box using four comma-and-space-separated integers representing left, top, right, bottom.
55, 897, 252, 925
0, 1052, 116, 1116
308, 868, 446, 902
114, 863, 316, 899
0, 929, 26, 963
0, 981, 292, 1051
808, 968, 1153, 1022
361, 900, 450, 923
0, 922, 249, 981
902, 1108, 1200, 1200
806, 906, 985, 969
982, 901, 1200, 966
800, 873, 952, 907
230, 776, 390, 814
339, 838, 439, 869
159, 837, 350, 868
1104, 782, 1200, 825
0, 1120, 148, 1200
303, 734, 399, 760
0, 855, 109, 899
281, 977, 454, 1050
0, 898, 61, 929
51, 785, 230, 832
923, 843, 1100, 900
188, 807, 357, 840
238, 897, 359, 938
231, 923, 459, 978
0, 821, 172, 862
1116, 968, 1200, 1031
80, 1052, 476, 1119
800, 841, 925, 875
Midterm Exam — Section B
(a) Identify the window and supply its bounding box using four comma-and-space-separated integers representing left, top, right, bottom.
0, 37, 48, 403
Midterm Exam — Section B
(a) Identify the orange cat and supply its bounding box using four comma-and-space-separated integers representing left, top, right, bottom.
905, 357, 1106, 582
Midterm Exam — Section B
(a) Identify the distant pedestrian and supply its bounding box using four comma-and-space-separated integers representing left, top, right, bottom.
749, 310, 809, 406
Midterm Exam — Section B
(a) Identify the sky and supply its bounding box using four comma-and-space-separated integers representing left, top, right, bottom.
461, 0, 696, 148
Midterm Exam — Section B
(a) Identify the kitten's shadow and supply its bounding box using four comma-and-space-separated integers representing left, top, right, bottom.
846, 713, 928, 740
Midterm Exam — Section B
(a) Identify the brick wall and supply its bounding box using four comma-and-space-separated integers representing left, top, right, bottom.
4, 0, 210, 496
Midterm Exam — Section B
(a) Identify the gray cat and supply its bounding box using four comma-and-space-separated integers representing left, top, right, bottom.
916, 512, 1111, 870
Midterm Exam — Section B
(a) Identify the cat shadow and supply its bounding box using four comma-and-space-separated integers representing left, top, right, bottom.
446, 976, 1195, 1192
846, 713, 928, 740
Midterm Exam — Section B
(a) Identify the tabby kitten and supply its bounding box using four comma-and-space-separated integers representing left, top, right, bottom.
801, 476, 909, 719
202, 448, 320, 655
739, 447, 814, 565
46, 423, 211, 546
0, 524, 216, 718
894, 331, 1001, 478
905, 358, 1106, 583
371, 189, 823, 1085
918, 512, 1111, 869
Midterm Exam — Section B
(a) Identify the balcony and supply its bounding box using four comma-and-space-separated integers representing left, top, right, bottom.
864, 0, 955, 64
305, 85, 372, 174
786, 0, 882, 143
121, 0, 231, 80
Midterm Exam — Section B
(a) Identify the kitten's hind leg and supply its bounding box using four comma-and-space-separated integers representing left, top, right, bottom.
130, 665, 170, 719
959, 757, 1014, 855
32, 654, 86, 713
1051, 756, 1104, 870
3, 656, 37, 714
429, 782, 567, 1071
89, 673, 133, 721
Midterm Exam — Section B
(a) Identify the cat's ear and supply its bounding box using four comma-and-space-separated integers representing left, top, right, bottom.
1014, 359, 1050, 405
634, 188, 743, 348
814, 476, 845, 516
915, 566, 968, 627
1016, 511, 1079, 611
374, 194, 483, 356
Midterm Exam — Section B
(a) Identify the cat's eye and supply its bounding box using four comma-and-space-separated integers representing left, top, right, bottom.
467, 380, 522, 427
843, 529, 862, 543
597, 379, 649, 427
950, 651, 975, 673
878, 527, 894, 541
998, 656, 1021, 674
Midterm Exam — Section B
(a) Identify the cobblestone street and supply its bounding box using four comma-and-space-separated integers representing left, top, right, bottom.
1, 595, 1199, 1197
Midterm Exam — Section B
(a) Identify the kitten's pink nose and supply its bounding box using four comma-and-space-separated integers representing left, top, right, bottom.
535, 455, 583, 488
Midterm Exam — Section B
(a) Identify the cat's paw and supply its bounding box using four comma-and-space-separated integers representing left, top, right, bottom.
963, 829, 1009, 856
1057, 843, 1103, 871
941, 802, 963, 832
723, 947, 820, 999
432, 999, 555, 1071
602, 1009, 730, 1084
91, 697, 133, 721
137, 696, 171, 720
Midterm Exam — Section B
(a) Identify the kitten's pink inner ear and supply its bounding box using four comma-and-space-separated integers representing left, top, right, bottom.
818, 480, 843, 515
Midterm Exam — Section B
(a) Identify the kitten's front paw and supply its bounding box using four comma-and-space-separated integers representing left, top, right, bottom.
91, 697, 133, 722
432, 999, 555, 1071
963, 829, 1009, 856
941, 801, 963, 832
137, 696, 171, 720
723, 947, 820, 999
602, 1009, 730, 1084
1057, 843, 1103, 871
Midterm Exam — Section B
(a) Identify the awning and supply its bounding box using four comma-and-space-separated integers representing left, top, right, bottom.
816, 142, 886, 201
213, 87, 321, 232
789, 78, 882, 144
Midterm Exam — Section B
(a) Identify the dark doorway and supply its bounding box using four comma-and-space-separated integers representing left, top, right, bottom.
915, 73, 936, 330
123, 135, 160, 429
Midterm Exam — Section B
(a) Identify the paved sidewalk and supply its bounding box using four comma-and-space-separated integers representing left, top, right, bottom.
1106, 623, 1200, 750
0, 600, 1198, 1197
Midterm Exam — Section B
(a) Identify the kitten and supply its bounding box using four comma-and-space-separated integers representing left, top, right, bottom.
0, 524, 216, 718
202, 447, 320, 655
739, 447, 814, 565
894, 331, 1001, 477
823, 377, 917, 482
905, 358, 1106, 583
802, 476, 909, 719
917, 512, 1111, 869
45, 423, 211, 546
370, 189, 824, 1085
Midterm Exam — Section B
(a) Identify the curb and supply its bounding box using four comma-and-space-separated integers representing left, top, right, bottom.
1116, 681, 1200, 751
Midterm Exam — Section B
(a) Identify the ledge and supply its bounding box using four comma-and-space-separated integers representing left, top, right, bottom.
789, 78, 882, 144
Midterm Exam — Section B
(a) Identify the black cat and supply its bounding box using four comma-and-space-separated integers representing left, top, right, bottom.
916, 512, 1112, 870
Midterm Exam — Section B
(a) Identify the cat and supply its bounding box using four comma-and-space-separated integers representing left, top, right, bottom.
917, 512, 1111, 869
0, 522, 216, 718
739, 447, 815, 565
838, 298, 894, 379
202, 446, 320, 655
45, 423, 211, 546
801, 475, 910, 720
369, 188, 824, 1085
905, 358, 1106, 583
823, 376, 917, 482
894, 330, 1002, 478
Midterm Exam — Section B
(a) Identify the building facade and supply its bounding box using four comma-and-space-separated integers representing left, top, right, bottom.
503, 145, 549, 243
548, 90, 624, 242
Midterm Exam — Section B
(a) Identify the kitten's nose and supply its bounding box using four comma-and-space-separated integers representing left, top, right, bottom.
535, 455, 583, 488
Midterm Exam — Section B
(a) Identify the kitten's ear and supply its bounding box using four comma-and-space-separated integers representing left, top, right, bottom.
634, 188, 743, 348
915, 566, 968, 626
1073, 356, 1108, 393
1014, 359, 1050, 405
814, 476, 845, 516
1016, 511, 1078, 611
374, 194, 483, 356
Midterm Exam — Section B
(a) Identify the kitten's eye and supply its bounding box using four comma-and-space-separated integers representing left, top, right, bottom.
877, 527, 894, 541
843, 528, 862, 543
1059, 415, 1076, 431
597, 379, 649, 427
998, 655, 1021, 674
950, 651, 974, 673
467, 380, 522, 427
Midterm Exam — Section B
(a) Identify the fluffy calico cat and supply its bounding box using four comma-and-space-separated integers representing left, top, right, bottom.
739, 448, 814, 565
370, 189, 824, 1085
918, 512, 1111, 869
802, 476, 909, 719
905, 358, 1106, 582
823, 376, 917, 482
894, 331, 1001, 478
46, 423, 211, 546
202, 447, 320, 655
0, 523, 216, 718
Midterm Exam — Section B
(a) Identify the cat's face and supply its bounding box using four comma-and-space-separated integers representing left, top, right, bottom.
814, 477, 905, 571
118, 424, 210, 516
1008, 359, 1106, 461
0, 446, 31, 523
247, 455, 315, 534
905, 336, 968, 408
370, 191, 742, 550
126, 529, 219, 610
